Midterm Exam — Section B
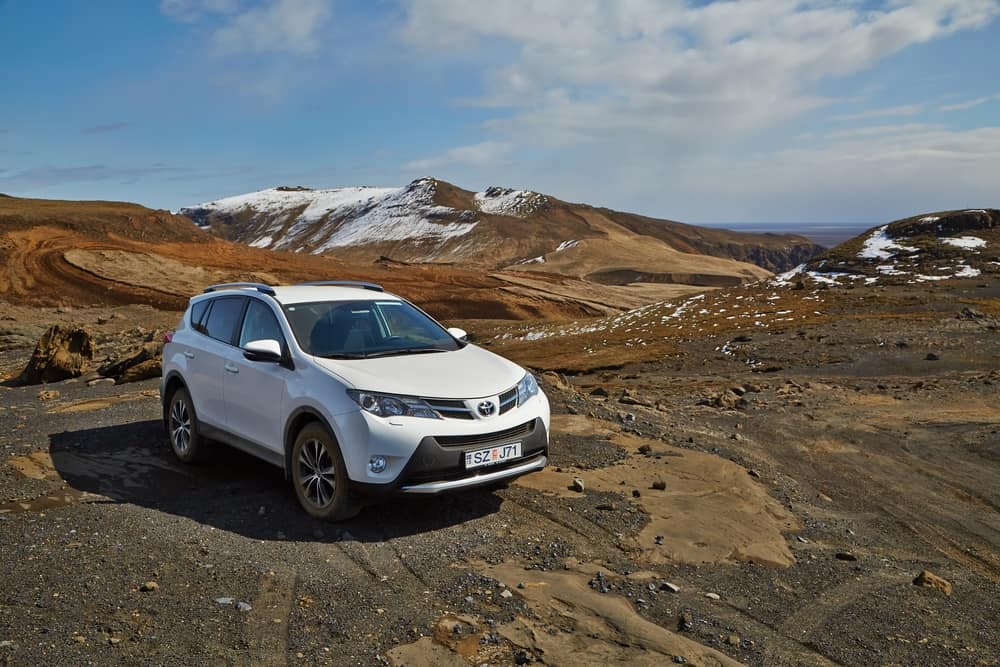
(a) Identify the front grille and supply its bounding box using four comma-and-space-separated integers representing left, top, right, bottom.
498, 387, 517, 415
424, 398, 473, 420
434, 420, 535, 449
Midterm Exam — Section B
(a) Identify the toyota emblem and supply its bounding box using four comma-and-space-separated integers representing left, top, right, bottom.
477, 400, 496, 417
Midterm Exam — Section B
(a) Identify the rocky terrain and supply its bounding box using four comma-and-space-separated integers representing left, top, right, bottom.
180, 178, 821, 283
1, 205, 998, 666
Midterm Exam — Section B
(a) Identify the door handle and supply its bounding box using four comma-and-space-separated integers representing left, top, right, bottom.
183, 350, 195, 359
224, 363, 239, 374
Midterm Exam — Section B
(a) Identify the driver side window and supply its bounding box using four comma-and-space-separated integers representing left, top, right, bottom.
239, 300, 286, 349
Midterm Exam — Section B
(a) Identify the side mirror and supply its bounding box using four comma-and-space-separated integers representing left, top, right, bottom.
446, 327, 468, 342
243, 339, 283, 362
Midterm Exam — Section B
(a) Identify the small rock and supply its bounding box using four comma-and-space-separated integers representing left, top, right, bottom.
589, 387, 609, 397
107, 637, 122, 646
654, 535, 664, 546
464, 596, 474, 604
236, 601, 253, 612
796, 535, 809, 544
595, 503, 615, 511
673, 657, 687, 664
215, 596, 235, 606
678, 611, 694, 631
514, 650, 532, 665
0, 641, 13, 648
651, 480, 667, 491
500, 589, 513, 599
913, 570, 952, 596
517, 582, 525, 589
632, 489, 641, 498
637, 444, 653, 456
705, 592, 721, 601
37, 389, 60, 401
139, 581, 159, 592
87, 378, 114, 387
72, 633, 86, 644
835, 552, 857, 562
925, 352, 939, 361
569, 478, 585, 493
660, 582, 680, 593
747, 469, 761, 479
726, 633, 741, 647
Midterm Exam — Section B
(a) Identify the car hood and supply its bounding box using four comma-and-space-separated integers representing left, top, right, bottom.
311, 344, 525, 398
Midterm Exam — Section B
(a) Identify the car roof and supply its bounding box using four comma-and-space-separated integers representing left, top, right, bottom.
193, 285, 402, 306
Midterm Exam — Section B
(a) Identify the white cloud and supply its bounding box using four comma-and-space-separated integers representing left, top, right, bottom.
939, 94, 1000, 111
830, 103, 924, 122
404, 141, 511, 171
211, 0, 333, 56
159, 0, 239, 23
399, 0, 999, 154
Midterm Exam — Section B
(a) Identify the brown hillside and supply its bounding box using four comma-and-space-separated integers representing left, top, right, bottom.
0, 195, 697, 321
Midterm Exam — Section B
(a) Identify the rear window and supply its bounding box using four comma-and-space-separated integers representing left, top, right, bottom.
203, 297, 246, 345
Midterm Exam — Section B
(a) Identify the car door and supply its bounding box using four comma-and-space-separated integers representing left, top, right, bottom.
186, 295, 247, 429
223, 298, 290, 455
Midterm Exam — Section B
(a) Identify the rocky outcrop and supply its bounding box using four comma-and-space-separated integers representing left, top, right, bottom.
98, 340, 164, 384
19, 325, 94, 384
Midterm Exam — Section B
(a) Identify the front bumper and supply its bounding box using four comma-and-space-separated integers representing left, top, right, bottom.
352, 417, 549, 496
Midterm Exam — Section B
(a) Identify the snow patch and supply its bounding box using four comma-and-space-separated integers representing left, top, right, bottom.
249, 235, 272, 248
474, 187, 547, 217
555, 240, 579, 252
942, 236, 986, 250
858, 225, 918, 260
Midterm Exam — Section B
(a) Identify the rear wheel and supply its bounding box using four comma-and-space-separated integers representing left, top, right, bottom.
167, 387, 207, 463
290, 423, 359, 521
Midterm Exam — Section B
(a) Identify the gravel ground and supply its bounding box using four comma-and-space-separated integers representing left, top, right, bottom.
1, 281, 999, 666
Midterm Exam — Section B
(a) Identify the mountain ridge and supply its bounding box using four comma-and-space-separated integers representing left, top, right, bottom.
180, 178, 823, 285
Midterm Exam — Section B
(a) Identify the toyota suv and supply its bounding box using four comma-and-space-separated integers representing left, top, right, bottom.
160, 281, 550, 520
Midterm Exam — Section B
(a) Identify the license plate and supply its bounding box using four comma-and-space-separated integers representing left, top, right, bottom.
465, 442, 522, 469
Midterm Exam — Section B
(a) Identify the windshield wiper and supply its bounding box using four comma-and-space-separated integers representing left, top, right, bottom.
361, 347, 448, 359
318, 352, 368, 359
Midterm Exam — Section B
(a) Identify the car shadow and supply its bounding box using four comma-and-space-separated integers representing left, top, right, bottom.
48, 420, 504, 542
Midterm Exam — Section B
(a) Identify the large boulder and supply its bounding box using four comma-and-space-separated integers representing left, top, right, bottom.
19, 325, 94, 384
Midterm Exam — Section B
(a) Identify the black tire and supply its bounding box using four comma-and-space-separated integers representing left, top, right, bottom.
290, 423, 359, 521
166, 387, 207, 463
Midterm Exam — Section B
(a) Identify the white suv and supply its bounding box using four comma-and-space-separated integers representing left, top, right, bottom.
160, 281, 550, 520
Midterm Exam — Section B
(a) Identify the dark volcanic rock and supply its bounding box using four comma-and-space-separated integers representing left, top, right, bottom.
19, 325, 94, 384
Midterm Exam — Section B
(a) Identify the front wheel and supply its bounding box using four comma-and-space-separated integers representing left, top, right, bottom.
290, 423, 359, 521
167, 387, 207, 463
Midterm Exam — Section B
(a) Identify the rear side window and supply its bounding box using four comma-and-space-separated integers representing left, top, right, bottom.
203, 297, 246, 345
189, 300, 210, 334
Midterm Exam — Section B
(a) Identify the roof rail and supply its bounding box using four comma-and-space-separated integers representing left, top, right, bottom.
203, 282, 277, 296
298, 280, 384, 292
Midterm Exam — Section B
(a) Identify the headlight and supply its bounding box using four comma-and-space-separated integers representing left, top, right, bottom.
347, 390, 441, 419
516, 372, 539, 405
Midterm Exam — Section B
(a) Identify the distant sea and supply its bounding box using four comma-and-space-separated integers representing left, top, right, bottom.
698, 222, 874, 249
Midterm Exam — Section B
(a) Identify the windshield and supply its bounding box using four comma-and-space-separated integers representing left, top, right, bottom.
283, 300, 462, 358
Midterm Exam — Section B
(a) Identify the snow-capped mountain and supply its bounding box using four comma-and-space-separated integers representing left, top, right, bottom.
181, 178, 822, 286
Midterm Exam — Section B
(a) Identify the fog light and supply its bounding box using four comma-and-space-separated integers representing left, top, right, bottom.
369, 455, 387, 474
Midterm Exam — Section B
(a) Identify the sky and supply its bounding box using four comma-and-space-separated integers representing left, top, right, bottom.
1, 0, 999, 224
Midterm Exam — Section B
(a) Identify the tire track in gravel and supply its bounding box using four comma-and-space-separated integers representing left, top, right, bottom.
777, 571, 897, 645
245, 568, 298, 667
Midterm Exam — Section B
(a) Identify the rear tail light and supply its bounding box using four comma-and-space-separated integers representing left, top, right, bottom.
163, 331, 174, 343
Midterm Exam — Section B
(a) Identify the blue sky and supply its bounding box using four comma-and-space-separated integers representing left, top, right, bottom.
1, 0, 999, 223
